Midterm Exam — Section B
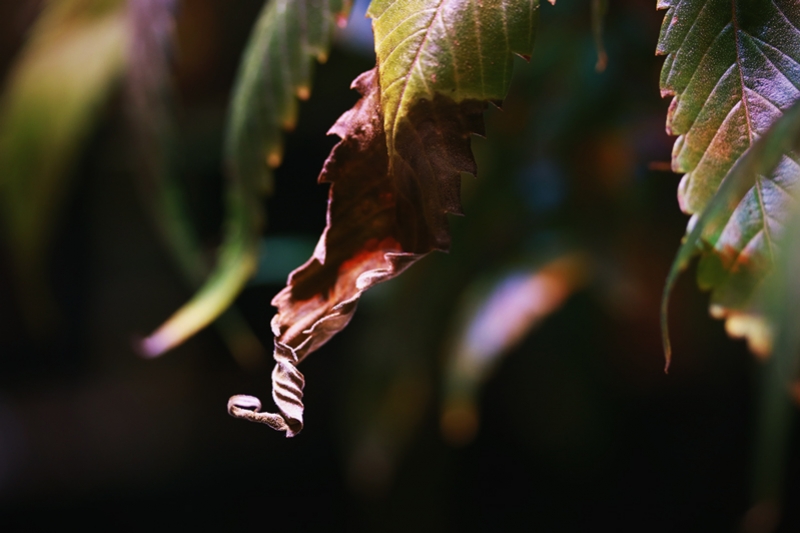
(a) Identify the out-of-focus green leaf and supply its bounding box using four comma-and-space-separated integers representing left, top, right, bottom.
0, 0, 127, 326
657, 0, 800, 361
140, 0, 349, 357
441, 253, 590, 445
662, 99, 800, 367
744, 202, 800, 529
125, 0, 266, 369
368, 0, 539, 160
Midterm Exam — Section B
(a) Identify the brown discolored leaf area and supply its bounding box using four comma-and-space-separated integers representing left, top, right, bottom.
228, 68, 486, 436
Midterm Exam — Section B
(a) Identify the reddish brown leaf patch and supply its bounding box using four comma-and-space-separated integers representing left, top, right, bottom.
228, 68, 486, 436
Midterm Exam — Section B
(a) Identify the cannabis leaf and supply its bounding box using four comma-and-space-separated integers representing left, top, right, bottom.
657, 0, 800, 361
229, 0, 540, 436
663, 99, 800, 366
369, 0, 539, 159
0, 0, 128, 327
140, 0, 349, 356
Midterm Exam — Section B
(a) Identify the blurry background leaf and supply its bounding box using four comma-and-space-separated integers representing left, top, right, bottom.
746, 199, 800, 531
125, 0, 266, 369
657, 0, 800, 356
441, 252, 591, 446
0, 0, 127, 329
140, 0, 350, 356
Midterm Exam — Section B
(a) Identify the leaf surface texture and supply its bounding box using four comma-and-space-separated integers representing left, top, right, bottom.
658, 0, 800, 354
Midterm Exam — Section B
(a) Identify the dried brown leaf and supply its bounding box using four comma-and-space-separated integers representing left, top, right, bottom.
228, 68, 485, 436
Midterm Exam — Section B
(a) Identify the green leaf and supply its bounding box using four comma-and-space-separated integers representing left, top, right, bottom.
125, 0, 267, 368
662, 99, 800, 368
368, 0, 539, 158
657, 0, 800, 360
0, 0, 127, 327
140, 0, 349, 356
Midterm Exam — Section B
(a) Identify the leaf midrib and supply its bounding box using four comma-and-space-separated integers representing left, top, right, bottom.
389, 0, 445, 148
731, 0, 776, 261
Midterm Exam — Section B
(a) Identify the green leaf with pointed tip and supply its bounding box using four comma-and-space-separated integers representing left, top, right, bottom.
140, 0, 349, 356
657, 0, 800, 359
367, 0, 539, 157
0, 0, 127, 327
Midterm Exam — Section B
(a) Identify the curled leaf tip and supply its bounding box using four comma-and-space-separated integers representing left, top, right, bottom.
228, 341, 305, 436
227, 394, 295, 435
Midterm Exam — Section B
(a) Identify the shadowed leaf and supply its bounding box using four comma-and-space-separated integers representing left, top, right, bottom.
0, 0, 127, 328
140, 0, 349, 356
657, 0, 800, 362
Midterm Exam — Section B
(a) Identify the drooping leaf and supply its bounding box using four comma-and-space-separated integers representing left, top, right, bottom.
229, 0, 541, 436
441, 253, 590, 446
0, 0, 127, 327
657, 0, 800, 361
140, 0, 349, 356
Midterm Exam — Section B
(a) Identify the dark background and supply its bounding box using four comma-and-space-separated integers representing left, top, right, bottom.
1, 0, 799, 531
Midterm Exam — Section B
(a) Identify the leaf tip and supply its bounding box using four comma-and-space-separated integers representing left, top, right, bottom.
136, 330, 172, 359
227, 394, 297, 436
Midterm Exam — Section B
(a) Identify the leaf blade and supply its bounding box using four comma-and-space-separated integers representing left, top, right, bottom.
369, 0, 540, 155
658, 0, 800, 358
